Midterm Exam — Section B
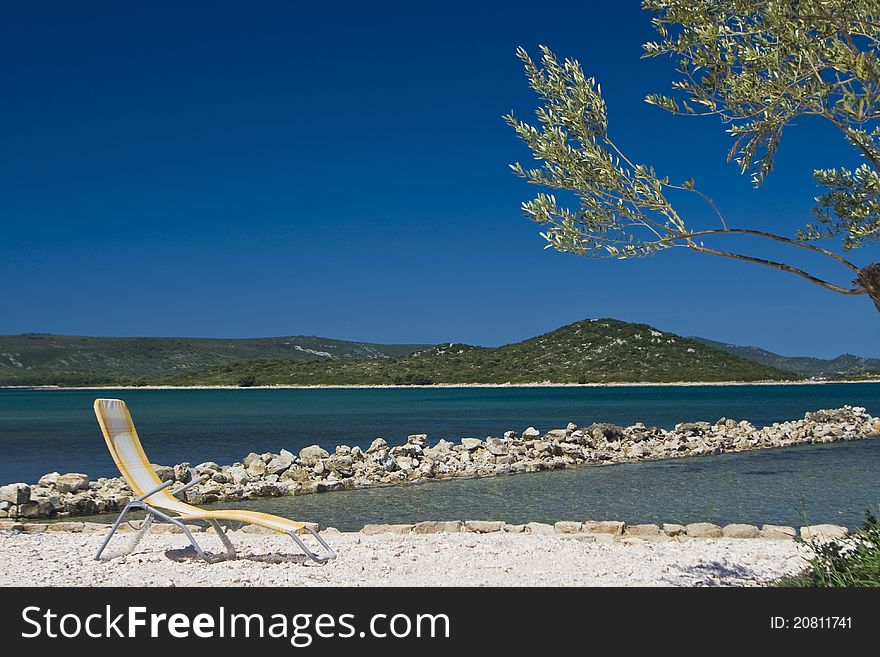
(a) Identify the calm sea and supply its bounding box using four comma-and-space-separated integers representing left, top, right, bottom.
1, 384, 879, 528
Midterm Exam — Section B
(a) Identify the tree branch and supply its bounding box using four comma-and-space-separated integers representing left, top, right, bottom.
688, 244, 866, 295
680, 228, 862, 272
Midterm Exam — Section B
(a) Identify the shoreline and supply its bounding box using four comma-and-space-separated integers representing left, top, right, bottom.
3, 379, 880, 391
0, 519, 822, 587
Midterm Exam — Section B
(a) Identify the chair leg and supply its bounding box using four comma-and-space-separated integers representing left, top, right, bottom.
94, 503, 136, 560
208, 519, 237, 559
143, 506, 213, 562
288, 526, 337, 563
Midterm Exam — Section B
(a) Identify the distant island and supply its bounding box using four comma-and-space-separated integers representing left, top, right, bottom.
1, 319, 878, 387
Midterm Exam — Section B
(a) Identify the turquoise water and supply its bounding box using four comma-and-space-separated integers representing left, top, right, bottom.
216, 438, 880, 530
2, 384, 879, 527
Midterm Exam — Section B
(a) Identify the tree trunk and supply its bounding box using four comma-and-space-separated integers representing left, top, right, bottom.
856, 263, 880, 313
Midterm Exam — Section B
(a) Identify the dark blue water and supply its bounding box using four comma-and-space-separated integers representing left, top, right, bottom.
1, 384, 879, 484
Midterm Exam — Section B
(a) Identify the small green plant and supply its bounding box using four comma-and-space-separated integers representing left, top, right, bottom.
392, 372, 434, 385
777, 511, 880, 587
238, 374, 258, 387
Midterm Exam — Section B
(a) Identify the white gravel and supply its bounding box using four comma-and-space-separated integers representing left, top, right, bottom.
0, 529, 808, 587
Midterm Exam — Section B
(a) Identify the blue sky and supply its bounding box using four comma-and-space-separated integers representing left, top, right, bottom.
1, 1, 878, 357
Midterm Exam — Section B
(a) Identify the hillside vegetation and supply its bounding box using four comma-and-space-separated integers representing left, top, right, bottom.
0, 334, 427, 386
165, 319, 794, 386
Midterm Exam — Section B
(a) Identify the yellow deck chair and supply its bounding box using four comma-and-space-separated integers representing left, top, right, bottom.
93, 398, 335, 563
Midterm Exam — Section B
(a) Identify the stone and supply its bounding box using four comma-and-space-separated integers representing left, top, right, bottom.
625, 523, 661, 537
460, 438, 482, 451
311, 480, 343, 493
366, 438, 387, 453
372, 453, 398, 472
583, 520, 625, 536
151, 465, 175, 482
266, 450, 294, 475
554, 521, 584, 534
46, 522, 85, 532
485, 439, 508, 456
760, 524, 797, 540
224, 465, 247, 483
37, 472, 60, 487
246, 459, 267, 476
299, 445, 330, 467
16, 503, 43, 519
464, 520, 503, 533
326, 454, 354, 476
662, 523, 686, 536
800, 524, 849, 541
0, 483, 31, 505
362, 524, 414, 535
413, 520, 462, 534
173, 463, 193, 483
502, 523, 526, 533
55, 474, 89, 494
522, 427, 540, 439
590, 423, 626, 442
242, 452, 262, 467
722, 523, 760, 539
525, 522, 555, 535
407, 434, 429, 448
503, 431, 518, 440
280, 466, 311, 483
390, 443, 422, 458
685, 522, 723, 538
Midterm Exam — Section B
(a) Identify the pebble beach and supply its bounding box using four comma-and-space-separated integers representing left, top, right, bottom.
0, 524, 810, 587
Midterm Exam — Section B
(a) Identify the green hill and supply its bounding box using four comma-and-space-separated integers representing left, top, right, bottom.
0, 334, 428, 386
164, 319, 796, 386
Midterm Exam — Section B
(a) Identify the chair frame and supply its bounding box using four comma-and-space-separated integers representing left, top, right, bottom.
94, 476, 336, 564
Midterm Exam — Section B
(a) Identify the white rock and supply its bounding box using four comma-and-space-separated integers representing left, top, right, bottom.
299, 445, 330, 466
37, 472, 59, 487
366, 438, 387, 453
800, 524, 848, 541
460, 438, 482, 451
55, 474, 89, 494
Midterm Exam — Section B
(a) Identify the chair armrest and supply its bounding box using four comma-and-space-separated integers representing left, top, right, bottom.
135, 479, 174, 502
172, 475, 206, 498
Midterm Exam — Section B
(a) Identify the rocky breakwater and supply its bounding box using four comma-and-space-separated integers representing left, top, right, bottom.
1, 405, 878, 520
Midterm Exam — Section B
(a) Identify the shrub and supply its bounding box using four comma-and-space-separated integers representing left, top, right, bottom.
777, 512, 880, 587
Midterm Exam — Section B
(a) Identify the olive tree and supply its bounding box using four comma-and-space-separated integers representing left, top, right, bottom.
505, 0, 880, 313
